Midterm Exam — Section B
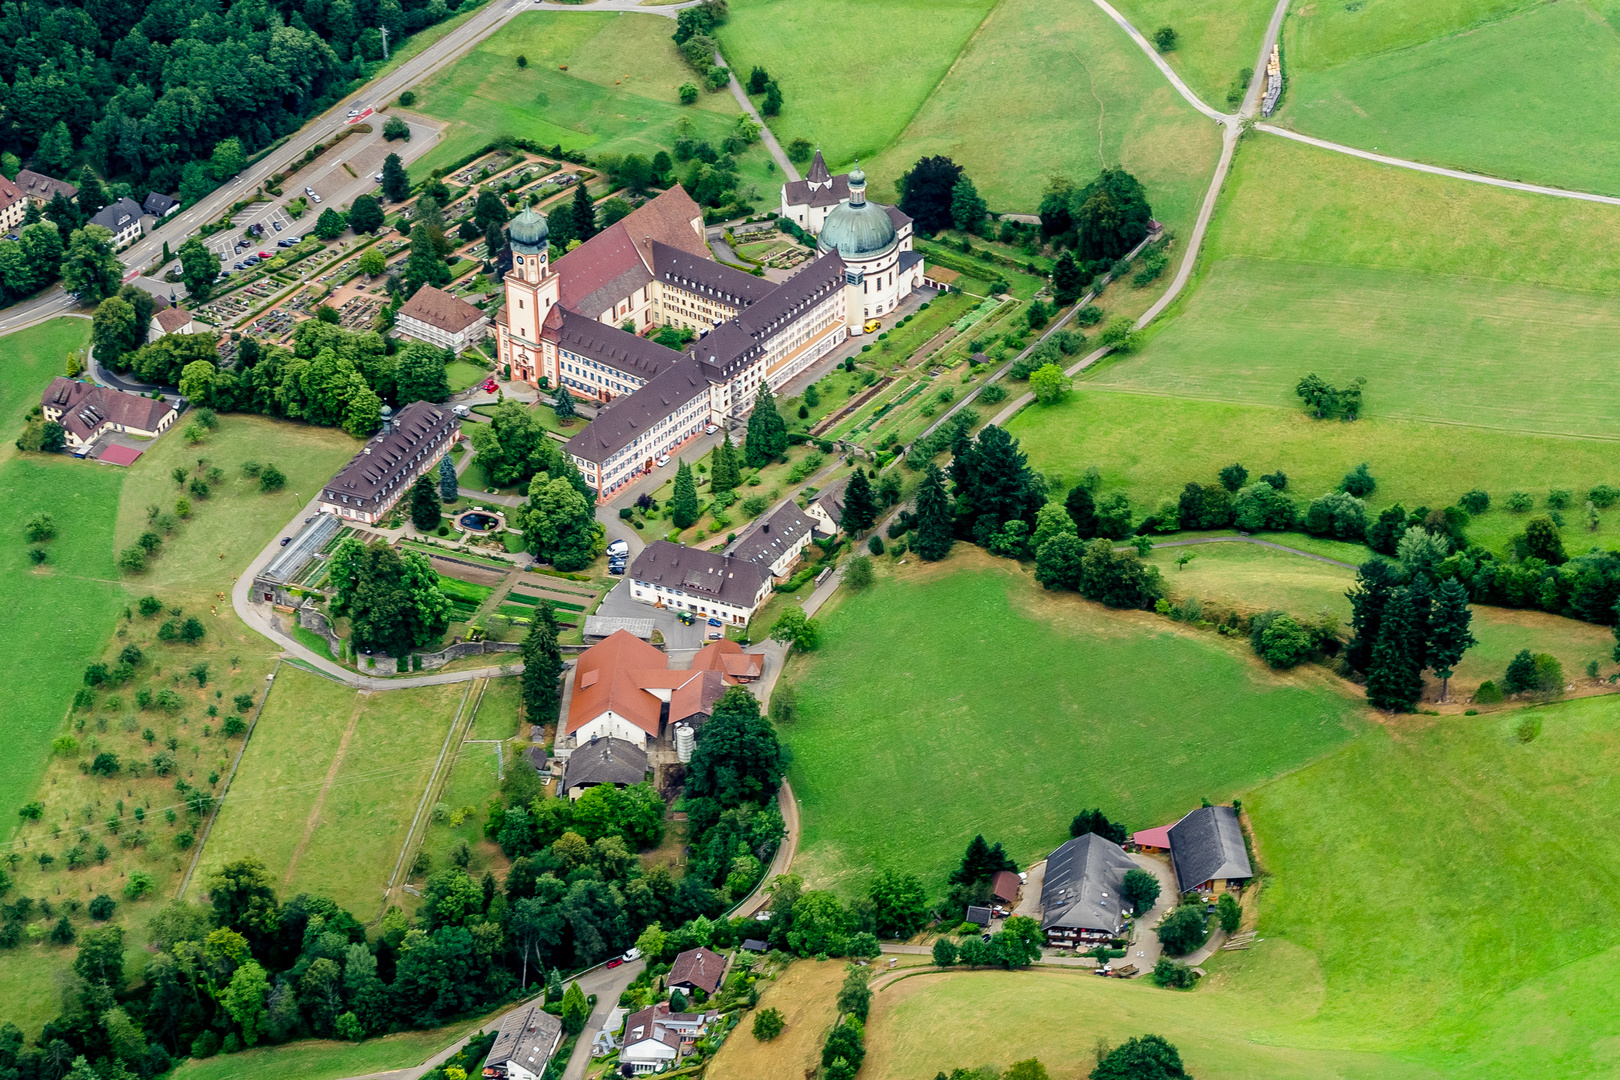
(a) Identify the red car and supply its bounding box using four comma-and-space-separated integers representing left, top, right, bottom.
605, 957, 624, 969
481, 379, 498, 393
259, 251, 271, 258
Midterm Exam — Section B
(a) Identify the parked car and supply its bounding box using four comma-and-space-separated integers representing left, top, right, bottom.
279, 537, 291, 546
277, 239, 293, 248
704, 424, 719, 434
607, 563, 626, 576
305, 186, 316, 196
480, 378, 498, 392
311, 193, 321, 203
655, 454, 670, 467
452, 404, 471, 418
272, 220, 283, 231
259, 251, 272, 258
606, 539, 630, 557
605, 957, 623, 969
374, 172, 384, 182
623, 947, 641, 962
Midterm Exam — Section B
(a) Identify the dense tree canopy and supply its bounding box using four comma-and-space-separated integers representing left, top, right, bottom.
898, 155, 964, 233
685, 686, 788, 806
328, 538, 450, 657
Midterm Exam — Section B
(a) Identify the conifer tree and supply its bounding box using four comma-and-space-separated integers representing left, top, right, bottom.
711, 432, 741, 494
551, 385, 577, 423
1052, 252, 1085, 305
1427, 577, 1476, 702
521, 602, 564, 726
1365, 587, 1423, 712
570, 182, 597, 242
913, 464, 954, 562
669, 459, 700, 528
1345, 559, 1400, 673
409, 473, 441, 532
744, 383, 787, 468
841, 469, 878, 535
439, 454, 458, 502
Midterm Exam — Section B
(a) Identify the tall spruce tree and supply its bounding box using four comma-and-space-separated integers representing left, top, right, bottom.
551, 385, 577, 423
913, 464, 954, 562
1365, 587, 1424, 712
1052, 252, 1085, 305
1345, 558, 1400, 673
570, 182, 597, 241
1427, 577, 1477, 702
409, 473, 441, 532
521, 602, 564, 726
711, 432, 741, 494
744, 383, 787, 468
952, 425, 1044, 542
841, 469, 878, 535
439, 454, 459, 502
669, 459, 700, 529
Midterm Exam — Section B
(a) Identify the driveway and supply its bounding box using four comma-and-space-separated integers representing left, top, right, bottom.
1123, 852, 1178, 972
594, 579, 708, 653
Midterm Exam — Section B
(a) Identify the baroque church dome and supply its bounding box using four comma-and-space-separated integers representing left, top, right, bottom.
817, 168, 897, 260
509, 208, 549, 253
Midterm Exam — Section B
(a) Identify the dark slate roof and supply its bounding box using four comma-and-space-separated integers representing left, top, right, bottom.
1168, 805, 1253, 893
548, 307, 689, 382
1039, 833, 1137, 934
729, 502, 814, 570
627, 541, 768, 610
812, 477, 847, 527
806, 149, 831, 186
322, 401, 457, 512
143, 192, 178, 215
965, 905, 992, 926
563, 737, 649, 789
89, 196, 142, 232
525, 745, 549, 772
563, 357, 710, 465
41, 377, 175, 443
741, 939, 768, 952
898, 248, 924, 272
783, 173, 851, 210
649, 240, 774, 310
885, 204, 913, 230
694, 251, 847, 379
487, 1003, 563, 1076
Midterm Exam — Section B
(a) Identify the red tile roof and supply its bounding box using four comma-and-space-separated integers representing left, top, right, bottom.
690, 639, 762, 683
565, 629, 669, 738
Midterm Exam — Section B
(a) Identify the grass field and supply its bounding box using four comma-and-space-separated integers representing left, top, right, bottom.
1007, 390, 1620, 557
171, 1016, 493, 1080
1281, 0, 1538, 72
1111, 0, 1279, 107
194, 668, 465, 919
0, 319, 89, 468
714, 0, 995, 171
1277, 0, 1620, 197
1146, 540, 1619, 699
860, 0, 1222, 225
707, 961, 849, 1080
412, 12, 776, 187
780, 551, 1367, 894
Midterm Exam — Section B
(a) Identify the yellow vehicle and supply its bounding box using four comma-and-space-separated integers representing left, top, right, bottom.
863, 319, 881, 334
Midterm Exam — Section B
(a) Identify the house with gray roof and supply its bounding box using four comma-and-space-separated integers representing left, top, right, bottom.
484, 1002, 563, 1080
561, 736, 649, 799
805, 476, 846, 536
317, 401, 459, 524
1038, 832, 1138, 946
88, 197, 144, 250
626, 540, 771, 625
1167, 805, 1253, 895
728, 501, 816, 580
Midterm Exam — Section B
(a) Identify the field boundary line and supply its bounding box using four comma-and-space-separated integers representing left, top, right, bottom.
282, 695, 368, 887
380, 678, 480, 920
177, 660, 284, 900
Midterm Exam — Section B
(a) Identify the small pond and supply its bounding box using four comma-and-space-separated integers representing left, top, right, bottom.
459, 511, 501, 532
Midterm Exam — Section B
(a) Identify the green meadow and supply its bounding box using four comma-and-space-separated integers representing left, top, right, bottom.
1277, 0, 1620, 196
781, 553, 1367, 895
1282, 0, 1540, 72
412, 12, 775, 186
860, 0, 1222, 227
1112, 0, 1280, 106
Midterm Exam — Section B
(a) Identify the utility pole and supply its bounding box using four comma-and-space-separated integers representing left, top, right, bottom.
380, 25, 389, 60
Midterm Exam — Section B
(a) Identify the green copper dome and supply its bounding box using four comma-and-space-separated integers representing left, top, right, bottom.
817, 170, 895, 260
509, 208, 549, 253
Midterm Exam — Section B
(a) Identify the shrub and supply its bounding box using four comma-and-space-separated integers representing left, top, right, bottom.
89, 894, 116, 921
752, 1007, 784, 1041
1073, 305, 1104, 327
1302, 491, 1367, 541
1250, 611, 1314, 669
1505, 490, 1534, 512
1217, 892, 1241, 933
1473, 680, 1503, 704
1459, 489, 1490, 514
1340, 462, 1376, 497
24, 512, 55, 542
979, 382, 1007, 405
1547, 488, 1573, 510
1588, 484, 1620, 509
1150, 957, 1196, 988
1155, 904, 1208, 956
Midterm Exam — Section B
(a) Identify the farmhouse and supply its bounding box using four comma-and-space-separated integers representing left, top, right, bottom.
15, 169, 76, 207
805, 476, 846, 536
394, 284, 490, 352
1038, 832, 1138, 946
0, 174, 27, 232
563, 629, 745, 749
690, 638, 763, 682
561, 736, 649, 799
1166, 805, 1253, 895
619, 1002, 716, 1074
991, 869, 1022, 906
626, 541, 772, 626
40, 377, 178, 453
318, 401, 459, 524
667, 946, 726, 996
496, 180, 905, 499
483, 1001, 563, 1080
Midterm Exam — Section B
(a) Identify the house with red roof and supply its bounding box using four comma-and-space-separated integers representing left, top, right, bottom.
564, 629, 747, 749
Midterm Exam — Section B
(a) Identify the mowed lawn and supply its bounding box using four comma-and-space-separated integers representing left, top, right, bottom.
196, 669, 466, 919
1281, 0, 1538, 71
171, 1015, 498, 1080
862, 968, 1435, 1080
781, 552, 1367, 895
1111, 0, 1280, 107
861, 0, 1221, 224
1144, 540, 1619, 699
1277, 0, 1620, 196
714, 0, 995, 169
1247, 696, 1620, 1077
0, 319, 90, 467
1007, 391, 1620, 557
412, 12, 774, 186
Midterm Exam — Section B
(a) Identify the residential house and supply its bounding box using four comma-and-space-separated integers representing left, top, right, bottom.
990, 870, 1021, 907
727, 502, 816, 581
805, 476, 846, 537
626, 541, 772, 626
482, 1002, 563, 1080
150, 307, 195, 339
1167, 805, 1253, 895
1038, 832, 1138, 947
667, 947, 726, 997
0, 175, 27, 232
395, 284, 490, 352
40, 377, 178, 453
15, 170, 77, 208
317, 401, 460, 524
560, 736, 648, 800
89, 197, 144, 250
619, 1003, 715, 1075
142, 192, 179, 218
